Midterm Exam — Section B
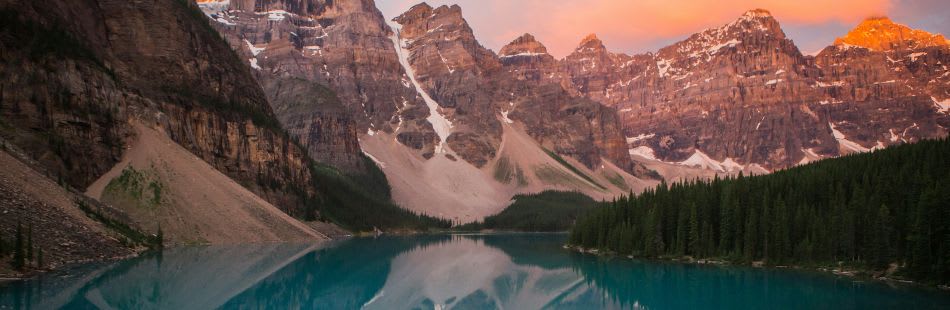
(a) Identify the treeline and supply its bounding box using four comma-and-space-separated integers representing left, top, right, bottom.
458, 191, 598, 232
569, 137, 950, 283
1, 222, 44, 271
306, 156, 453, 232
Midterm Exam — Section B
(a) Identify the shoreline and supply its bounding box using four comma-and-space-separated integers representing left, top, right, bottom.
563, 244, 950, 292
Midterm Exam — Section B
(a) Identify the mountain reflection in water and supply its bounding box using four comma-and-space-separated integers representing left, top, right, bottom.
2, 234, 949, 309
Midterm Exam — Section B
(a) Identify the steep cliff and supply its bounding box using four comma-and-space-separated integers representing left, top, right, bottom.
0, 0, 320, 224
198, 0, 438, 168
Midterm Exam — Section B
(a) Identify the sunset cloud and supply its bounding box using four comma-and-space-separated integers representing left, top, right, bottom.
377, 0, 946, 58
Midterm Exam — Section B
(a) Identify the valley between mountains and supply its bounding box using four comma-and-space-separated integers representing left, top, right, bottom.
0, 0, 948, 276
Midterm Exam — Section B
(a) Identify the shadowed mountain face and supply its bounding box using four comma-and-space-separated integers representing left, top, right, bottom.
0, 0, 323, 218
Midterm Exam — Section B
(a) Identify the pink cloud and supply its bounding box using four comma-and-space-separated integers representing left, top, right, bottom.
378, 0, 897, 58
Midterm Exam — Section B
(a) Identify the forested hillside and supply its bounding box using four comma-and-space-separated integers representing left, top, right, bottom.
569, 137, 950, 283
457, 191, 598, 232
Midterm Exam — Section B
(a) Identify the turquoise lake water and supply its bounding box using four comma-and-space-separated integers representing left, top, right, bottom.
1, 233, 949, 309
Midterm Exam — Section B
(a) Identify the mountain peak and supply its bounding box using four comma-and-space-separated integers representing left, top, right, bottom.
576, 33, 606, 52
834, 16, 948, 51
742, 8, 772, 18
500, 33, 549, 56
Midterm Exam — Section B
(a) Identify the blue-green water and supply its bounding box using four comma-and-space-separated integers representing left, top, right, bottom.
1, 234, 948, 309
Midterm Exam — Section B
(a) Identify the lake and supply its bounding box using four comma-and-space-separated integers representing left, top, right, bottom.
1, 233, 948, 309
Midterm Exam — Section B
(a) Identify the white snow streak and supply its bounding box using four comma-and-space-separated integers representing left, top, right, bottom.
629, 146, 657, 160
388, 21, 454, 154
829, 122, 869, 153
932, 97, 950, 113
245, 40, 265, 56
625, 133, 655, 144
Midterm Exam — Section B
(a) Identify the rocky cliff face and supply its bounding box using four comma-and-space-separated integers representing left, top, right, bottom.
198, 0, 438, 169
0, 0, 318, 217
391, 3, 643, 173
559, 9, 948, 172
193, 1, 654, 221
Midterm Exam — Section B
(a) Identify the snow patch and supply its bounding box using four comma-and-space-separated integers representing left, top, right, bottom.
248, 58, 261, 70
388, 21, 454, 154
817, 81, 845, 87
932, 97, 950, 113
765, 79, 783, 85
197, 0, 230, 16
258, 10, 290, 22
629, 146, 656, 161
708, 39, 741, 54
797, 148, 822, 166
679, 150, 724, 172
500, 109, 514, 124
829, 122, 870, 153
245, 40, 265, 56
656, 58, 672, 78
625, 133, 655, 144
908, 52, 927, 62
889, 129, 900, 142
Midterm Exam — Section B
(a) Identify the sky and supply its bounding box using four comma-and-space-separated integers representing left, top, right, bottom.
376, 0, 950, 58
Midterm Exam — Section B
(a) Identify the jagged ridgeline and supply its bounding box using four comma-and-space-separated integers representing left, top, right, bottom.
0, 0, 447, 232
569, 137, 950, 283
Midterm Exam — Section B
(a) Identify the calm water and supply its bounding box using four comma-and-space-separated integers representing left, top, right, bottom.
1, 233, 948, 309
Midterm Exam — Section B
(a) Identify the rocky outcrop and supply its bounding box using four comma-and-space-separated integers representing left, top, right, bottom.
0, 0, 319, 218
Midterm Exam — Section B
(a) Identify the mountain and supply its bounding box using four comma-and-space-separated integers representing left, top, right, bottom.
819, 16, 950, 116
198, 0, 657, 223
0, 0, 346, 251
834, 17, 949, 51
559, 9, 949, 173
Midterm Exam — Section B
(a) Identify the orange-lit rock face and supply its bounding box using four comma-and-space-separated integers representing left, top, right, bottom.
834, 17, 949, 51
498, 33, 549, 57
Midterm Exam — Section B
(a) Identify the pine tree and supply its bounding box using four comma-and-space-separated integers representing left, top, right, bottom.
13, 222, 24, 270
36, 248, 43, 269
719, 189, 735, 256
688, 203, 700, 256
26, 223, 33, 263
744, 205, 758, 261
873, 204, 893, 268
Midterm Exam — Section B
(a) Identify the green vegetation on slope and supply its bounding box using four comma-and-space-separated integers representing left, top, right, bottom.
543, 149, 605, 190
103, 166, 165, 209
570, 137, 950, 284
459, 191, 599, 232
307, 157, 452, 232
77, 200, 163, 249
